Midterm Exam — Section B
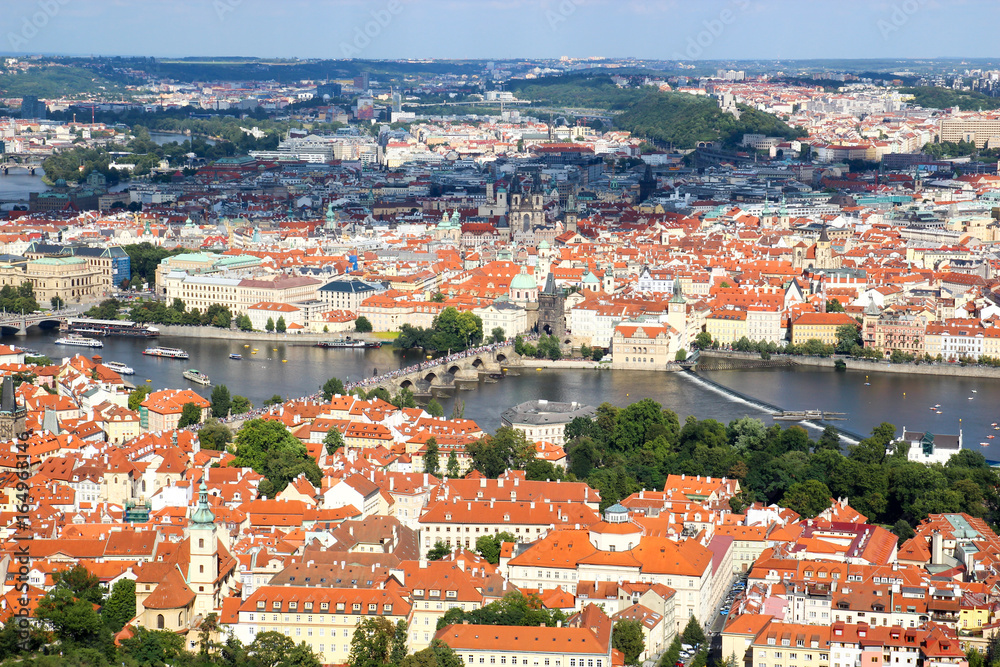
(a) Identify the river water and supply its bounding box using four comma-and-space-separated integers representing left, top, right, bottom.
0, 170, 46, 202
15, 329, 1000, 453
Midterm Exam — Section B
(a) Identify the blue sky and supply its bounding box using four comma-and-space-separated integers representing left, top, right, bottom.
3, 0, 998, 61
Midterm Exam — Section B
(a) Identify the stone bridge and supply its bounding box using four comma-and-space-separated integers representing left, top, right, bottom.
372, 344, 522, 396
0, 308, 80, 336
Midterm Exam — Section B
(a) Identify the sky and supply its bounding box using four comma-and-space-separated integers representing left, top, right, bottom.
3, 0, 999, 62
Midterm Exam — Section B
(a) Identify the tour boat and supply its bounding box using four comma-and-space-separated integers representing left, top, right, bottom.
316, 339, 366, 349
229, 353, 242, 360
981, 442, 989, 447
183, 369, 211, 385
989, 435, 995, 439
936, 411, 942, 414
143, 347, 189, 360
65, 318, 159, 337
55, 335, 103, 348
104, 361, 134, 375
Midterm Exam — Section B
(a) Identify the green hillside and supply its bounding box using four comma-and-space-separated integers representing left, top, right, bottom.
901, 86, 1000, 111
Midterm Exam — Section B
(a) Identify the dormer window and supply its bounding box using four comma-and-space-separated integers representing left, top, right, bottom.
368, 603, 377, 612
503, 514, 510, 522
320, 602, 329, 611
272, 601, 281, 610
257, 601, 265, 610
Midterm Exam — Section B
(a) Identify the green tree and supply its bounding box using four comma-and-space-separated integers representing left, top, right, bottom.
322, 376, 346, 401
324, 427, 346, 455
447, 450, 460, 478
681, 616, 706, 646
120, 627, 185, 665
781, 479, 832, 518
694, 331, 713, 349
675, 348, 688, 361
248, 630, 321, 667
128, 384, 151, 411
51, 295, 65, 310
355, 316, 373, 333
264, 394, 284, 406
476, 531, 516, 564
426, 398, 445, 418
613, 619, 645, 666
199, 419, 233, 451
265, 316, 275, 332
835, 323, 861, 354
816, 425, 842, 451
425, 437, 440, 475
178, 401, 203, 428
427, 541, 451, 560
35, 586, 107, 646
276, 316, 287, 333
467, 427, 536, 477
232, 419, 321, 495
826, 298, 845, 313
347, 618, 408, 667
237, 313, 253, 330
400, 640, 464, 667
101, 578, 135, 632
525, 459, 565, 481
211, 383, 232, 418
490, 326, 505, 343
392, 387, 417, 409
232, 395, 252, 414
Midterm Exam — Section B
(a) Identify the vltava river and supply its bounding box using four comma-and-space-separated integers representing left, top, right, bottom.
16, 329, 1000, 454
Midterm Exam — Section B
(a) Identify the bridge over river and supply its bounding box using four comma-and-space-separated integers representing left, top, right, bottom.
0, 308, 80, 336
348, 342, 523, 397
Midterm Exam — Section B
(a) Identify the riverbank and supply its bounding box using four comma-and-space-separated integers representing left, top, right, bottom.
154, 325, 371, 342
699, 349, 1000, 379
525, 359, 603, 369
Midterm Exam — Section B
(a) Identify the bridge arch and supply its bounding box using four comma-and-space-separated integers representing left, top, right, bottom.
446, 364, 462, 376
400, 379, 414, 390
471, 357, 484, 369
424, 372, 438, 384
496, 352, 508, 364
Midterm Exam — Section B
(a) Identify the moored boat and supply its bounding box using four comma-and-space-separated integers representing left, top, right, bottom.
182, 369, 211, 385
229, 353, 242, 360
316, 338, 366, 349
143, 347, 189, 359
55, 335, 103, 348
104, 361, 134, 375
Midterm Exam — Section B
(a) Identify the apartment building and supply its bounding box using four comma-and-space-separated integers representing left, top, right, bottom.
791, 312, 859, 346
939, 113, 1000, 148
232, 587, 412, 665
505, 505, 727, 630
417, 498, 601, 558
162, 272, 320, 315
924, 322, 986, 361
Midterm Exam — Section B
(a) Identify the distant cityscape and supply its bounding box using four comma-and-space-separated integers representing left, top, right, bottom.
1, 48, 1000, 667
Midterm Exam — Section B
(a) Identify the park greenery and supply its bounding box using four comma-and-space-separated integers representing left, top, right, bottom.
394, 307, 484, 353
0, 282, 40, 315
436, 591, 566, 631
460, 397, 1000, 534
902, 86, 1000, 112
514, 334, 562, 360
87, 297, 234, 328
123, 243, 190, 288
505, 74, 805, 148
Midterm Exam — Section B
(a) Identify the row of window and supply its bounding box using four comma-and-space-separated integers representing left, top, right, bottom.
253, 599, 394, 613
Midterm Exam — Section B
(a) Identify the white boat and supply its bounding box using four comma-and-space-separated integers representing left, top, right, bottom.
104, 361, 134, 375
183, 369, 210, 385
143, 347, 189, 359
55, 335, 103, 348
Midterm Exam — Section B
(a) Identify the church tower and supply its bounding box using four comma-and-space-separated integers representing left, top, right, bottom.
188, 482, 220, 617
0, 377, 26, 442
816, 224, 834, 269
667, 279, 687, 340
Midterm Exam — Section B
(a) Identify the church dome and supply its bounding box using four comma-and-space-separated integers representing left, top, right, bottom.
510, 266, 537, 291
582, 271, 600, 286
538, 240, 550, 250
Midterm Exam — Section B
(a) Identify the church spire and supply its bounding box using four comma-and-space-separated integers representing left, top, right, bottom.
191, 482, 216, 528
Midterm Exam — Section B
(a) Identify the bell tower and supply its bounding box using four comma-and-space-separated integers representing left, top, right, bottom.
188, 482, 220, 616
